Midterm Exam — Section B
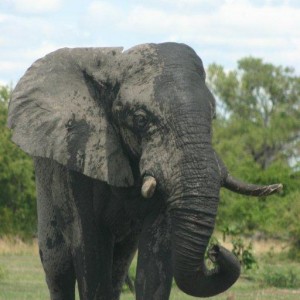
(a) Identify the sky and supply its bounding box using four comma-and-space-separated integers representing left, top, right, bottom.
1, 0, 300, 85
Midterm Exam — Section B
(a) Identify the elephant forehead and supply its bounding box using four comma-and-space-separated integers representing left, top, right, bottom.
118, 44, 163, 113
118, 81, 156, 106
119, 43, 206, 112
156, 42, 205, 77
123, 44, 162, 79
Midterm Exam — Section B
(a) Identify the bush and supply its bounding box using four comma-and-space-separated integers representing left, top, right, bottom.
284, 190, 300, 261
231, 237, 257, 270
219, 226, 257, 270
208, 233, 257, 271
0, 85, 36, 238
260, 267, 300, 288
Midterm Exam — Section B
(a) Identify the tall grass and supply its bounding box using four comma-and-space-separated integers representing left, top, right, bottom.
0, 236, 38, 255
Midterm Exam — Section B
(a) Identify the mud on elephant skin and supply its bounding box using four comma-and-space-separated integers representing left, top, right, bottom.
7, 42, 282, 299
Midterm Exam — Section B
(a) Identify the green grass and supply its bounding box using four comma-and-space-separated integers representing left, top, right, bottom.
0, 254, 49, 300
1, 241, 300, 300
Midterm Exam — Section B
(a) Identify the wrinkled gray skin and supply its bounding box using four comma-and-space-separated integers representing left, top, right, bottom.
7, 43, 282, 300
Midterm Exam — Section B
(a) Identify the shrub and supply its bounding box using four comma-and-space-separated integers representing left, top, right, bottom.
260, 267, 300, 288
231, 237, 257, 270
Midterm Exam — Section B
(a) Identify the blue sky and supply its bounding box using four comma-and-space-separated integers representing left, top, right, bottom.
1, 0, 300, 85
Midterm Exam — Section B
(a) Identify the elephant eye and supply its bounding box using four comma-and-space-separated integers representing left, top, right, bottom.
133, 111, 148, 131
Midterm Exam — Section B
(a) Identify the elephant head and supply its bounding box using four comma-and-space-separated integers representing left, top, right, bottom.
7, 43, 282, 297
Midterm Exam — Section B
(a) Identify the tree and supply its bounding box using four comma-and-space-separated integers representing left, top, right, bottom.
0, 85, 36, 237
208, 57, 300, 170
207, 58, 300, 245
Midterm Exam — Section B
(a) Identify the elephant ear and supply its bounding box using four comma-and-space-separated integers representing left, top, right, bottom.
8, 47, 134, 187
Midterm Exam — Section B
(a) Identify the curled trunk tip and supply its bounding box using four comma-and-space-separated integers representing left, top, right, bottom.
171, 208, 241, 297
173, 244, 241, 297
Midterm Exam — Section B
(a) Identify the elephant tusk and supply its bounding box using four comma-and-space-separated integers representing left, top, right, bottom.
223, 175, 283, 197
214, 151, 283, 197
141, 176, 157, 198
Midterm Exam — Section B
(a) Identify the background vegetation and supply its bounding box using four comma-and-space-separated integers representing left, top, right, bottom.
0, 57, 299, 298
0, 86, 36, 238
207, 57, 300, 259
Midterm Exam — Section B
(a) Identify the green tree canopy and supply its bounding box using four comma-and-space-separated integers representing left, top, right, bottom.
0, 85, 36, 237
208, 57, 300, 170
207, 58, 300, 253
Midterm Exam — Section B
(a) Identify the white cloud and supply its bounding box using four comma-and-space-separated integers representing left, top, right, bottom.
0, 61, 28, 73
1, 0, 300, 85
11, 0, 62, 14
94, 1, 299, 71
23, 42, 60, 60
0, 42, 61, 84
0, 13, 10, 22
0, 37, 5, 47
86, 1, 122, 23
215, 1, 300, 37
122, 6, 175, 33
119, 1, 300, 37
153, 0, 224, 10
83, 1, 300, 41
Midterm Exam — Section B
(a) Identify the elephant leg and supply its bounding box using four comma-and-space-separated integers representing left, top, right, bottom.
35, 158, 114, 300
35, 159, 76, 300
111, 227, 141, 299
135, 208, 173, 300
54, 169, 114, 300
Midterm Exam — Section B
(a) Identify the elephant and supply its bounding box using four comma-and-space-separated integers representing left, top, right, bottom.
7, 42, 282, 299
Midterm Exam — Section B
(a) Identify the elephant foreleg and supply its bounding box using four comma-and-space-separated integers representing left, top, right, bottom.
35, 159, 76, 300
111, 228, 140, 299
54, 169, 114, 300
135, 208, 173, 300
35, 158, 114, 300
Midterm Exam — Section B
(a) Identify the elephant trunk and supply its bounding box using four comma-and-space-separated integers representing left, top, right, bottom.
168, 151, 282, 297
167, 146, 240, 297
170, 199, 240, 297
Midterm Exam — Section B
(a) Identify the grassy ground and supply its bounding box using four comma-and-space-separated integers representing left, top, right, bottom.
0, 237, 300, 300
